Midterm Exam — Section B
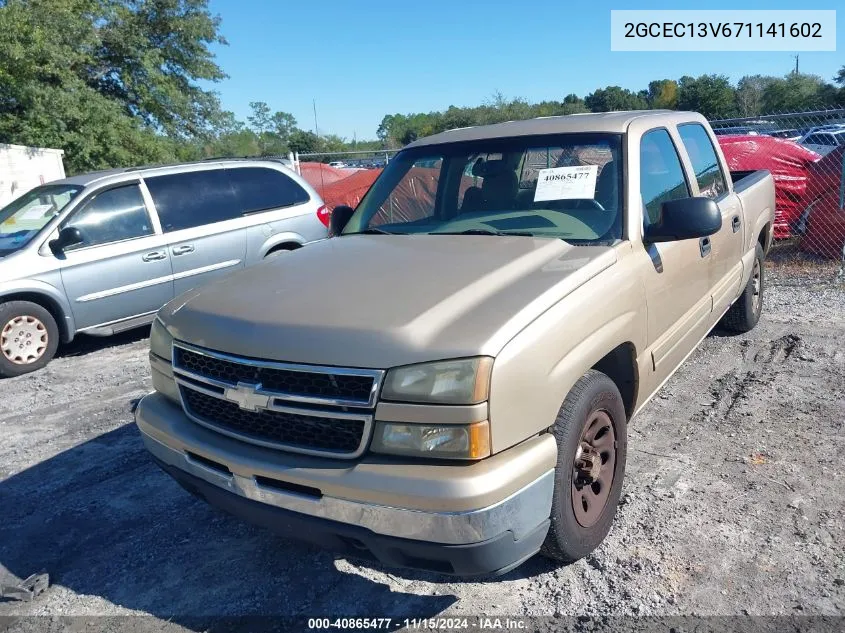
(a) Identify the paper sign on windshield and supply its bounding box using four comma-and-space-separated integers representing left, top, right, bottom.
534, 165, 598, 202
19, 204, 54, 221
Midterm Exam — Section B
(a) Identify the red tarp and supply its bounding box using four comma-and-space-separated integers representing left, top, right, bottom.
320, 169, 382, 211
801, 145, 845, 259
718, 135, 821, 239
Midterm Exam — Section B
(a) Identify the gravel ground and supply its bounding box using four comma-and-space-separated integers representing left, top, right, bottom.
1, 261, 843, 632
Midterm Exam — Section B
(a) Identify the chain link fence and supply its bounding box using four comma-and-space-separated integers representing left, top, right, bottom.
709, 108, 845, 283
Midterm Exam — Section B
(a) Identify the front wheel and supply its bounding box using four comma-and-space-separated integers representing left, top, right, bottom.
541, 369, 627, 563
0, 301, 60, 378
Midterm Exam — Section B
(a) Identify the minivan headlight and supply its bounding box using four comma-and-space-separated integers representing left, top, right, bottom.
381, 357, 493, 405
149, 317, 173, 361
371, 420, 491, 459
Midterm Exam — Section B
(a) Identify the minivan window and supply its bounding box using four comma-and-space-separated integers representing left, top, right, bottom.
62, 184, 153, 249
0, 184, 82, 253
640, 129, 690, 225
678, 123, 727, 199
145, 169, 239, 232
344, 133, 623, 244
227, 167, 309, 214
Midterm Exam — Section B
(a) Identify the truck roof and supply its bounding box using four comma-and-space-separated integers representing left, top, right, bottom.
405, 110, 689, 148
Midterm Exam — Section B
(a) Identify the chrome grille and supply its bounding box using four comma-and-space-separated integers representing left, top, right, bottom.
181, 388, 366, 453
172, 342, 384, 458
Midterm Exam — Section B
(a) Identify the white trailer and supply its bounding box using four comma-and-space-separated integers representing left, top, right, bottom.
0, 144, 66, 208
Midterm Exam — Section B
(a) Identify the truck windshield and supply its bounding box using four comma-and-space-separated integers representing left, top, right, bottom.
0, 184, 82, 254
344, 133, 623, 243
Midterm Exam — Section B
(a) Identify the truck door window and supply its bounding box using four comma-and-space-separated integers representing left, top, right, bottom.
61, 184, 153, 250
678, 123, 727, 199
640, 129, 690, 225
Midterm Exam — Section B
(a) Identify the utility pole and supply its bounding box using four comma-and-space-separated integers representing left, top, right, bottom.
313, 99, 318, 136
794, 54, 799, 75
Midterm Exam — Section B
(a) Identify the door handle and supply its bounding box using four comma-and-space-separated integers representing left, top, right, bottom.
732, 215, 742, 233
172, 244, 195, 256
699, 236, 711, 257
142, 251, 167, 262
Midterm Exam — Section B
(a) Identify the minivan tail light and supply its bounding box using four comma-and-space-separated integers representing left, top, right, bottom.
316, 205, 330, 228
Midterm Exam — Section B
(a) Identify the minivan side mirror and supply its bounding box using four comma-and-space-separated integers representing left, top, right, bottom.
49, 226, 84, 255
329, 205, 355, 237
644, 197, 722, 243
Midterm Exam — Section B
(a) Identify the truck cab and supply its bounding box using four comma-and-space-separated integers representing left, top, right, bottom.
136, 111, 774, 576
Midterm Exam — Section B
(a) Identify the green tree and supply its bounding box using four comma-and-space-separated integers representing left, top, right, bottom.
677, 74, 737, 119
735, 75, 775, 117
646, 80, 679, 109
761, 73, 839, 112
288, 129, 320, 154
834, 66, 845, 86
584, 86, 648, 112
0, 0, 226, 173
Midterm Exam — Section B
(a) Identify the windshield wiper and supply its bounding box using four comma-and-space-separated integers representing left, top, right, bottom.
432, 229, 535, 237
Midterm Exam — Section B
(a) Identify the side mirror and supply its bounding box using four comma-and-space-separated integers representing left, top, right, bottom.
49, 226, 84, 255
329, 205, 355, 237
645, 197, 722, 243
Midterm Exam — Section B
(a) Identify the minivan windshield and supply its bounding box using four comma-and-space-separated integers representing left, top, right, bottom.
343, 133, 623, 244
0, 184, 83, 254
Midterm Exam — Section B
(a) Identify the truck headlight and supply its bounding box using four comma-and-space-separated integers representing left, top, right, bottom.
371, 420, 491, 459
148, 318, 180, 403
381, 357, 493, 405
149, 317, 173, 362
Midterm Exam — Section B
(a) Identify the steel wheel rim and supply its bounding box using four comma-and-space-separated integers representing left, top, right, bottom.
572, 409, 616, 528
1, 315, 48, 365
751, 258, 762, 314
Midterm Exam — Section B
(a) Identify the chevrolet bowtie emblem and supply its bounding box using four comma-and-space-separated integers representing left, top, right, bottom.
224, 381, 271, 411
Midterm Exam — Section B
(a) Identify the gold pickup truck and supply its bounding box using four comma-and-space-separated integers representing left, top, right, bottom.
135, 111, 775, 576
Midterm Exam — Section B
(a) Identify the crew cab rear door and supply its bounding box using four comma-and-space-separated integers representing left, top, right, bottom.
675, 123, 744, 316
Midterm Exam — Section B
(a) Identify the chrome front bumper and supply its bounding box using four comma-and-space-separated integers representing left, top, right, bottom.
135, 392, 556, 548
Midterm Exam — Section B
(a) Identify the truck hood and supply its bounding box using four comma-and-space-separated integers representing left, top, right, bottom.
162, 235, 617, 368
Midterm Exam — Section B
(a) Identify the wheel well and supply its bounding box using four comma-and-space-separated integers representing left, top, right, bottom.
265, 242, 302, 256
758, 223, 771, 253
0, 292, 69, 342
592, 342, 638, 419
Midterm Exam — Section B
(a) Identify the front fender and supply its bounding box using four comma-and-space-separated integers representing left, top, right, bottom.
488, 256, 647, 453
0, 279, 76, 342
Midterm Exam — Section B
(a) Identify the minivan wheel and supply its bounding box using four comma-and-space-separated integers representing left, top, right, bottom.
0, 301, 60, 378
540, 369, 627, 563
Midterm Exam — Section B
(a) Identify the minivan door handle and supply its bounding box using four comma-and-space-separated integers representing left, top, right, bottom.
732, 215, 742, 233
142, 251, 167, 262
172, 244, 195, 256
699, 236, 712, 257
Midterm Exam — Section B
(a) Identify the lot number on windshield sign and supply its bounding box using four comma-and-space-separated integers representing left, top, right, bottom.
534, 165, 598, 201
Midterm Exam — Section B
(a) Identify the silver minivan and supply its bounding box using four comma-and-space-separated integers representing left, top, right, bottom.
0, 159, 329, 377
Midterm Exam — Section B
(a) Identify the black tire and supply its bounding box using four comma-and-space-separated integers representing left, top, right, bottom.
0, 301, 60, 378
721, 242, 764, 334
540, 369, 627, 563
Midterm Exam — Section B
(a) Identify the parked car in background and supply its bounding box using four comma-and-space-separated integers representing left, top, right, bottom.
328, 161, 347, 169
0, 159, 328, 377
768, 129, 802, 141
718, 135, 821, 238
137, 111, 774, 576
799, 128, 845, 156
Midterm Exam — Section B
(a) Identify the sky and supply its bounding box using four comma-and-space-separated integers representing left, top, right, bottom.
206, 0, 843, 140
